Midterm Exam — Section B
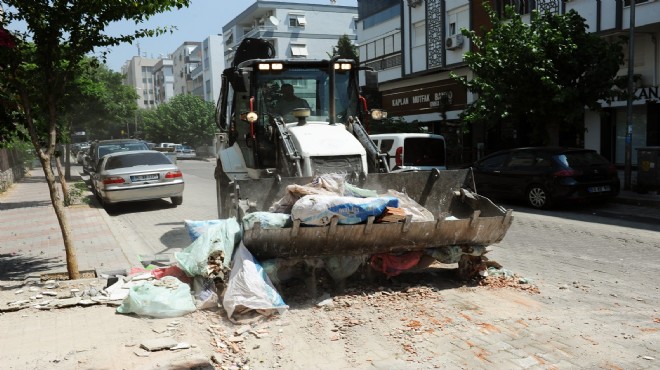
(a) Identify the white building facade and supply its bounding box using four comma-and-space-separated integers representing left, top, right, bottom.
222, 1, 358, 67
190, 35, 225, 103
121, 56, 159, 109
171, 41, 202, 96
357, 0, 660, 167
153, 58, 175, 105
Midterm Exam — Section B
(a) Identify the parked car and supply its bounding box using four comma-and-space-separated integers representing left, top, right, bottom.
83, 139, 150, 174
176, 145, 196, 159
471, 147, 620, 209
369, 133, 447, 172
91, 150, 184, 208
76, 145, 90, 165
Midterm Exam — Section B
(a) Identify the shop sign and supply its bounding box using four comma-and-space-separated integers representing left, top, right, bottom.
382, 80, 467, 116
611, 86, 660, 102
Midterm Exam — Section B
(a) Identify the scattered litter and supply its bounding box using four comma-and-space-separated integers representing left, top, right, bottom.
140, 338, 178, 352
116, 276, 196, 318
222, 243, 288, 319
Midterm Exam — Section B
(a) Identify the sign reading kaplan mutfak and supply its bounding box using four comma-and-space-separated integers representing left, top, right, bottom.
382, 80, 467, 117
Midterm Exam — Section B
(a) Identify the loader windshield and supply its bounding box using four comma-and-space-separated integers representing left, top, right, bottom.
255, 67, 358, 122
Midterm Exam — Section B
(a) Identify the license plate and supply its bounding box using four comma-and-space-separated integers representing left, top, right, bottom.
588, 185, 610, 193
131, 174, 159, 182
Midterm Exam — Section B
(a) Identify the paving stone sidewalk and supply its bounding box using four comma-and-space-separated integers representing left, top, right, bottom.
0, 169, 142, 280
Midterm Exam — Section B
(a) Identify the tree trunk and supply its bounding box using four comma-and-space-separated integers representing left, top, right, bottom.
38, 151, 80, 279
54, 154, 71, 206
20, 87, 80, 280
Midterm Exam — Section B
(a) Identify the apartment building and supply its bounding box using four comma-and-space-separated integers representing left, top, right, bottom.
153, 58, 175, 105
222, 1, 357, 67
121, 56, 159, 109
357, 0, 660, 167
357, 0, 477, 165
171, 41, 202, 96
190, 35, 224, 103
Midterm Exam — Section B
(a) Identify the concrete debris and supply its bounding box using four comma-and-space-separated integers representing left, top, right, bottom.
140, 337, 179, 352
171, 342, 191, 350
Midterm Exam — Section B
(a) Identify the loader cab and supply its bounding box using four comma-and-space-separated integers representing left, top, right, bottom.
216, 59, 364, 175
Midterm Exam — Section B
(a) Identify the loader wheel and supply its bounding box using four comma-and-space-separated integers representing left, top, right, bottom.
216, 176, 235, 219
526, 184, 551, 209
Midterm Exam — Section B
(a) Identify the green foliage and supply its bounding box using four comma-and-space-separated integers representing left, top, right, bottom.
67, 58, 138, 140
328, 34, 358, 63
454, 4, 623, 143
141, 94, 216, 147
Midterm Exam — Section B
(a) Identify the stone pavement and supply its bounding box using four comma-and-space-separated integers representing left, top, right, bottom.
0, 168, 153, 280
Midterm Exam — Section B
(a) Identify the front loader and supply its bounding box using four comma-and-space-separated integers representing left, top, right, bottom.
214, 38, 513, 283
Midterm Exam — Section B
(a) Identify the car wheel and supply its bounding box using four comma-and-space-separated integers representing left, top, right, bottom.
526, 185, 551, 209
171, 196, 183, 206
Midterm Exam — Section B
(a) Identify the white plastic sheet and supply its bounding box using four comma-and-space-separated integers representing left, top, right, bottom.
222, 243, 288, 319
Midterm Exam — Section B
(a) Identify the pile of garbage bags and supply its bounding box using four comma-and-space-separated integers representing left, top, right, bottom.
112, 174, 438, 320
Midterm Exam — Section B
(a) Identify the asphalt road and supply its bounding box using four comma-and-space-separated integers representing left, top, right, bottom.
89, 159, 660, 368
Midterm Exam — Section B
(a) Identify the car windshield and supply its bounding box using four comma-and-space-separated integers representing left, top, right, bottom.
254, 67, 358, 122
104, 152, 172, 170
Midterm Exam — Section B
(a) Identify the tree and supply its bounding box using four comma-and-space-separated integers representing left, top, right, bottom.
0, 0, 190, 279
142, 94, 216, 147
454, 5, 623, 146
328, 34, 358, 63
67, 58, 138, 140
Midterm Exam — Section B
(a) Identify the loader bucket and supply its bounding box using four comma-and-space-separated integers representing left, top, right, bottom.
235, 169, 513, 260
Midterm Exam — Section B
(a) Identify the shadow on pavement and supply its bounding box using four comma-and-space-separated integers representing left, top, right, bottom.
0, 253, 65, 281
0, 200, 52, 210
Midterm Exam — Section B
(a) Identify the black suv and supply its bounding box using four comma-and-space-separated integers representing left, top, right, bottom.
83, 139, 150, 174
471, 147, 620, 209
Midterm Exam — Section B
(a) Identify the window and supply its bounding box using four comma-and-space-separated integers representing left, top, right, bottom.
499, 0, 532, 15
478, 153, 508, 170
290, 44, 308, 57
289, 15, 306, 27
413, 21, 425, 47
624, 0, 649, 5
507, 151, 536, 167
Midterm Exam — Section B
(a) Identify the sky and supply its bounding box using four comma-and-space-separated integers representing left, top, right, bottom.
101, 0, 357, 72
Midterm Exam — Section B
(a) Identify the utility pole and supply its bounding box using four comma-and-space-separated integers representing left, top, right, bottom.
624, 0, 636, 190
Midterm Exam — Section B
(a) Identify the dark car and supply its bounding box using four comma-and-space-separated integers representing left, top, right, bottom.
83, 139, 150, 174
471, 147, 620, 209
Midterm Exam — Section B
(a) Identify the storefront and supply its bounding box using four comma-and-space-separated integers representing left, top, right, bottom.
594, 86, 660, 166
379, 78, 471, 166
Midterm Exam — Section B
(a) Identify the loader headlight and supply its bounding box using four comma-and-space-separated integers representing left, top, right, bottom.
370, 109, 388, 121
241, 111, 259, 123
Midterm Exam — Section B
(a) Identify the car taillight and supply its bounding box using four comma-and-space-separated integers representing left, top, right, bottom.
102, 177, 125, 185
165, 171, 183, 179
553, 169, 581, 177
395, 147, 403, 167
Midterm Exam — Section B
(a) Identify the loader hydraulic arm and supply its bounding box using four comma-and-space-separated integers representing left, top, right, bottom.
271, 115, 303, 177
349, 117, 390, 173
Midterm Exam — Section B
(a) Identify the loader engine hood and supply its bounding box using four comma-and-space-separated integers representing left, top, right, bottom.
286, 121, 368, 176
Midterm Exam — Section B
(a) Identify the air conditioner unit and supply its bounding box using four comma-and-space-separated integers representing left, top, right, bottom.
445, 34, 464, 50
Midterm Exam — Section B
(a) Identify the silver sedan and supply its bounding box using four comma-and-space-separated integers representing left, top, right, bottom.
91, 150, 184, 208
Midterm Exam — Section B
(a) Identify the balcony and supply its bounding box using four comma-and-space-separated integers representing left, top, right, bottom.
240, 25, 277, 43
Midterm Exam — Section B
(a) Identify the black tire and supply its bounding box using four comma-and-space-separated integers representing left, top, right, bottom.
171, 196, 183, 206
216, 177, 237, 219
526, 184, 551, 209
